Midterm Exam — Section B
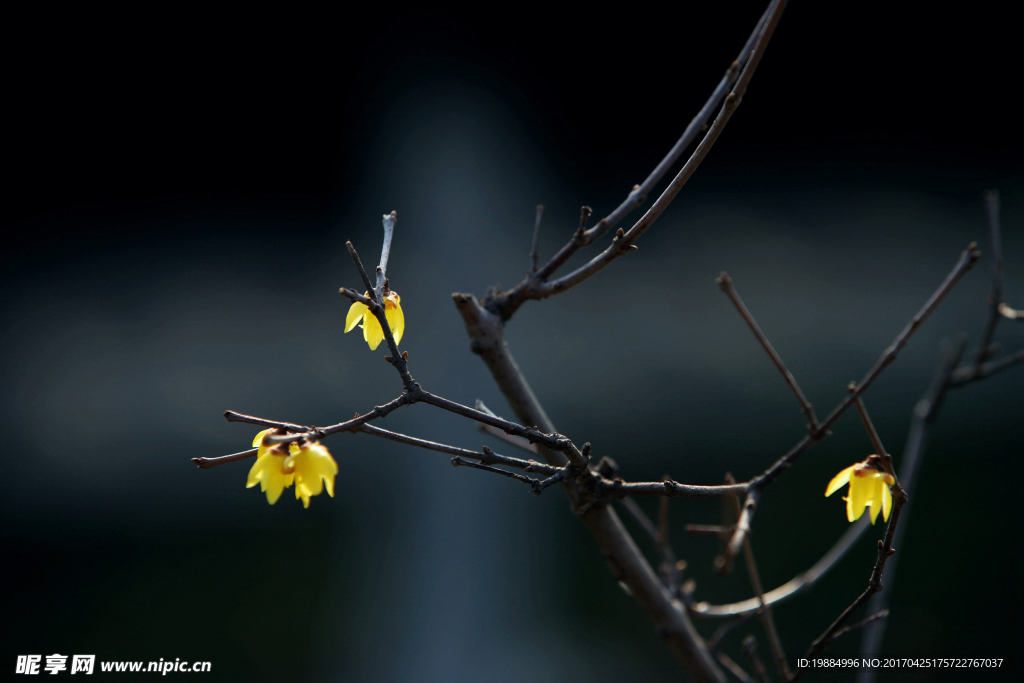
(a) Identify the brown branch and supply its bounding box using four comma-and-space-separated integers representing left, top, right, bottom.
485, 0, 782, 322
352, 423, 558, 474
192, 447, 258, 469
451, 456, 548, 491
851, 393, 897, 481
718, 272, 818, 430
597, 477, 749, 499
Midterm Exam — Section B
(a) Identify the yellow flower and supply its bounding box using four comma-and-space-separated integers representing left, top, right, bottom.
825, 457, 895, 524
246, 429, 295, 505
345, 291, 404, 350
284, 441, 338, 508
246, 430, 338, 507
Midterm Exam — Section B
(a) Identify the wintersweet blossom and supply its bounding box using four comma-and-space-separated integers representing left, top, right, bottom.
285, 441, 338, 508
825, 456, 895, 524
345, 291, 404, 350
246, 430, 338, 507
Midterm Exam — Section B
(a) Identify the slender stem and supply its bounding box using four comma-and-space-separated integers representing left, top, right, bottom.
192, 447, 258, 469
451, 456, 543, 490
353, 423, 558, 474
598, 478, 749, 498
718, 272, 818, 429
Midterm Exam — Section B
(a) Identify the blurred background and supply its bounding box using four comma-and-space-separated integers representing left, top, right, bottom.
3, 2, 1021, 681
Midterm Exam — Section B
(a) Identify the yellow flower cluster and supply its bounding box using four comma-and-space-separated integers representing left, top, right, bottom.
345, 291, 404, 350
247, 430, 338, 507
825, 457, 895, 524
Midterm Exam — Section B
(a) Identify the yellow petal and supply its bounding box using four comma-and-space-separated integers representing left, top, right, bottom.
868, 477, 884, 524
345, 302, 368, 333
881, 482, 892, 521
845, 495, 856, 522
848, 474, 870, 521
825, 465, 855, 497
246, 455, 267, 488
364, 313, 385, 350
252, 429, 271, 448
386, 294, 405, 345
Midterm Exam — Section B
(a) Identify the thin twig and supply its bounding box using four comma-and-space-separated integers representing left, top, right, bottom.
353, 423, 558, 474
192, 447, 259, 469
451, 456, 544, 490
597, 477, 749, 498
718, 272, 818, 429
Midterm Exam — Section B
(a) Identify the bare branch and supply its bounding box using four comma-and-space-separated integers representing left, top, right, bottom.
339, 287, 374, 306
451, 456, 546, 491
192, 447, 258, 469
718, 272, 818, 429
597, 477, 749, 499
352, 423, 558, 474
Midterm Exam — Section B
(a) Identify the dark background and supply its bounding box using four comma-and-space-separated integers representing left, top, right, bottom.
3, 2, 1021, 681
